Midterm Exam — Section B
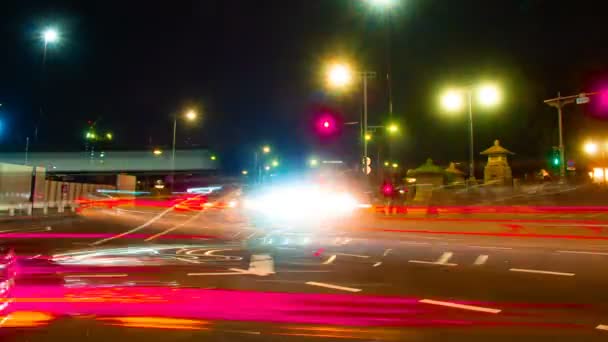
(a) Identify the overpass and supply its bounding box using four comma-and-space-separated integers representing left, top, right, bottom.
0, 149, 218, 173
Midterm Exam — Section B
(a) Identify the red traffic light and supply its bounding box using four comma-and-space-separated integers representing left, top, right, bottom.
323, 121, 330, 129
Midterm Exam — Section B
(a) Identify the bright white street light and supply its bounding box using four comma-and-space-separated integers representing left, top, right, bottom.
441, 90, 464, 112
43, 28, 59, 44
477, 84, 501, 107
327, 63, 353, 88
370, 0, 395, 7
584, 141, 598, 155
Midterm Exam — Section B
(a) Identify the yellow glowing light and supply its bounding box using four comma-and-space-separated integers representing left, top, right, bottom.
327, 63, 353, 88
272, 160, 279, 167
210, 155, 217, 161
241, 170, 248, 175
153, 149, 163, 156
387, 123, 399, 134
105, 132, 113, 140
262, 146, 271, 154
310, 159, 319, 167
384, 161, 389, 167
477, 84, 501, 107
392, 163, 399, 168
584, 141, 598, 155
365, 133, 372, 141
441, 90, 464, 112
185, 110, 197, 121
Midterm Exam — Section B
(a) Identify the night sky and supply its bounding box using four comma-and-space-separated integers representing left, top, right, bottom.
1, 0, 607, 173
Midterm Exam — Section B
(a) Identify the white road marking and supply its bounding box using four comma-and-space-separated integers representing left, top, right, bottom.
91, 205, 176, 246
509, 268, 575, 277
468, 246, 512, 250
335, 253, 370, 258
373, 262, 382, 267
144, 213, 201, 241
557, 250, 608, 256
408, 260, 457, 266
65, 274, 128, 278
383, 248, 392, 257
419, 299, 501, 314
409, 251, 457, 266
245, 232, 257, 239
473, 255, 489, 265
323, 255, 337, 265
399, 241, 431, 245
305, 281, 362, 293
436, 252, 453, 264
596, 324, 608, 331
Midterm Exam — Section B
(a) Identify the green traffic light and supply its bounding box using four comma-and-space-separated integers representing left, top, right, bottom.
553, 158, 559, 166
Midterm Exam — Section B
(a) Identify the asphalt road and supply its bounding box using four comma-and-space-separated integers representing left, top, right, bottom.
2, 202, 608, 341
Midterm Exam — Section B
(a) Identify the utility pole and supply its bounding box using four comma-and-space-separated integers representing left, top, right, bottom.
544, 91, 599, 181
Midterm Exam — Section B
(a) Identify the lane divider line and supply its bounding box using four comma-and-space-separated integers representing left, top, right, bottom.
144, 213, 202, 241
383, 248, 392, 257
335, 253, 370, 259
305, 281, 362, 293
419, 299, 501, 314
373, 262, 382, 267
408, 260, 457, 266
323, 255, 337, 265
509, 268, 575, 277
90, 205, 177, 246
473, 255, 489, 265
557, 250, 608, 256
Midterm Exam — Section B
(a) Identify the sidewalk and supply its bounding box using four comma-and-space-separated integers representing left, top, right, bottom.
0, 208, 78, 223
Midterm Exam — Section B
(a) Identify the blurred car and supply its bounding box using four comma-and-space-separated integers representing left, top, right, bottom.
76, 192, 122, 209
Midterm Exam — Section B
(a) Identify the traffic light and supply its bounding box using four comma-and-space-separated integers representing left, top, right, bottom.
551, 147, 561, 167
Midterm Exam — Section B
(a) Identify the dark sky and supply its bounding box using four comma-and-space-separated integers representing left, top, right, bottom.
1, 0, 607, 173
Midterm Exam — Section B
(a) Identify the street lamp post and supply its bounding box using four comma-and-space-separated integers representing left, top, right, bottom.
171, 110, 197, 190
326, 63, 376, 174
441, 84, 501, 180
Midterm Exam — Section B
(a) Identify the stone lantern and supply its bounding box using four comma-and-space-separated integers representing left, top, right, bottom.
480, 140, 514, 185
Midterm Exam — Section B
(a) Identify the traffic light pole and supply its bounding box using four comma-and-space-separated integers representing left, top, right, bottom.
360, 71, 376, 175
544, 91, 599, 181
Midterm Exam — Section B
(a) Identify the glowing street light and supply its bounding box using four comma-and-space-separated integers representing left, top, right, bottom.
185, 110, 197, 121
210, 155, 217, 161
42, 28, 59, 44
241, 170, 248, 175
264, 165, 271, 171
387, 123, 399, 134
370, 0, 395, 7
392, 163, 399, 168
153, 149, 163, 156
172, 109, 199, 171
384, 161, 390, 167
584, 141, 598, 155
477, 84, 501, 107
326, 63, 353, 88
439, 83, 502, 179
309, 159, 319, 167
365, 133, 372, 141
271, 159, 279, 167
262, 145, 271, 154
105, 132, 113, 140
441, 90, 464, 112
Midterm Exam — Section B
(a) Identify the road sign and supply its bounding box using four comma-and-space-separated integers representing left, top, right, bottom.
576, 95, 590, 104
364, 166, 371, 175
